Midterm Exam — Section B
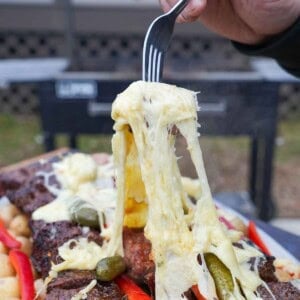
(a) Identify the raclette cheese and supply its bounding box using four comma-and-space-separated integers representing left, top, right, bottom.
111, 81, 265, 299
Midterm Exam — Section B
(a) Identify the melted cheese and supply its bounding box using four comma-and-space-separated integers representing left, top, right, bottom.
181, 176, 201, 199
53, 153, 97, 191
71, 280, 97, 300
111, 81, 265, 300
33, 152, 117, 233
52, 238, 105, 272
32, 190, 73, 222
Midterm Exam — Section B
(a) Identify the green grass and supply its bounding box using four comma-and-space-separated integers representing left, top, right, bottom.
276, 115, 300, 162
0, 114, 42, 167
0, 114, 112, 167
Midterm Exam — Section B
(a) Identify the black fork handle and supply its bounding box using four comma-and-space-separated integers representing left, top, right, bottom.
170, 0, 189, 19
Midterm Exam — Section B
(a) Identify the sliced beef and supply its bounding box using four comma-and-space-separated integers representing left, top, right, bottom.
249, 256, 278, 282
258, 256, 278, 282
31, 220, 102, 278
46, 270, 122, 300
182, 288, 197, 300
47, 270, 97, 291
7, 176, 57, 215
0, 154, 62, 195
2, 156, 62, 215
123, 227, 155, 291
0, 162, 42, 196
257, 281, 300, 299
46, 288, 90, 300
0, 171, 22, 196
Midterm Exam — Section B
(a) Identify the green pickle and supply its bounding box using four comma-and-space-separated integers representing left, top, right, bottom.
70, 199, 99, 229
204, 253, 234, 300
96, 256, 126, 281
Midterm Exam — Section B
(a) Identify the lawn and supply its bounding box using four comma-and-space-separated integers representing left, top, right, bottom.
0, 113, 299, 217
0, 114, 112, 166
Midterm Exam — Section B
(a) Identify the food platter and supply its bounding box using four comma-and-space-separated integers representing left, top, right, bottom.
1, 82, 300, 299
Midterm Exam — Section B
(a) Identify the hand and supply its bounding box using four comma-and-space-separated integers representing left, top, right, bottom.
160, 0, 300, 44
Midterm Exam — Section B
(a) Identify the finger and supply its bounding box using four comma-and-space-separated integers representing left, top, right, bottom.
174, 0, 207, 23
159, 0, 173, 13
160, 0, 207, 23
181, 0, 207, 22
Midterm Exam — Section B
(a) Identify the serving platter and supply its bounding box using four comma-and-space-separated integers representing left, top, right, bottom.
1, 149, 298, 266
0, 147, 299, 263
1, 149, 299, 299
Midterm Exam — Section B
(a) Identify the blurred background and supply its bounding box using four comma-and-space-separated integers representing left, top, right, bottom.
0, 1, 299, 227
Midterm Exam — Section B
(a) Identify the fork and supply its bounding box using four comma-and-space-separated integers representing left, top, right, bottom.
142, 0, 189, 82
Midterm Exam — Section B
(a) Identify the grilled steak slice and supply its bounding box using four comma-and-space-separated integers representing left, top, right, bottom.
182, 288, 198, 300
47, 270, 96, 291
31, 220, 102, 278
0, 170, 23, 196
3, 157, 62, 215
248, 256, 278, 282
258, 256, 278, 282
7, 176, 56, 215
46, 270, 122, 300
123, 227, 154, 291
0, 162, 43, 196
258, 281, 300, 299
0, 154, 62, 196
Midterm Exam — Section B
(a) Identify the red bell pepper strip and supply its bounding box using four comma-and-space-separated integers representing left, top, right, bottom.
248, 221, 271, 256
0, 219, 21, 249
191, 285, 207, 300
219, 216, 235, 230
9, 249, 35, 300
115, 275, 151, 300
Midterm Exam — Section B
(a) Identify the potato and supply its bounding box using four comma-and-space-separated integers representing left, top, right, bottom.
7, 229, 17, 239
0, 204, 19, 226
15, 236, 32, 256
9, 215, 31, 237
0, 254, 15, 277
231, 216, 247, 235
0, 277, 20, 297
0, 242, 8, 254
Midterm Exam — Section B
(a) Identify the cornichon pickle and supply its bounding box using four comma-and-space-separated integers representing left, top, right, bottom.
204, 253, 234, 300
96, 255, 126, 281
70, 200, 99, 229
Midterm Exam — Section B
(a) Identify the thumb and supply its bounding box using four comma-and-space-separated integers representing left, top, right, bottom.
172, 0, 207, 23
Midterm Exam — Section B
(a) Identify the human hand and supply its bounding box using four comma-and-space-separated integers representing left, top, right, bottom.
159, 0, 300, 44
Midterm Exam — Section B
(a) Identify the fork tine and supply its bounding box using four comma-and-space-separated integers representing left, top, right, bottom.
147, 45, 154, 82
146, 47, 163, 82
143, 42, 152, 81
151, 47, 159, 82
156, 51, 163, 82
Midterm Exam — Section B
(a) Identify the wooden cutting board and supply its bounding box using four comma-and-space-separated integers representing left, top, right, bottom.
0, 148, 70, 173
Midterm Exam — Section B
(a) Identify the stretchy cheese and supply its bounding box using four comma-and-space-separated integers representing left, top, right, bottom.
111, 81, 265, 299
